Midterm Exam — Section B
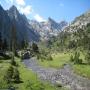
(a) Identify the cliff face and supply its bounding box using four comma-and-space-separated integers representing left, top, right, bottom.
0, 5, 40, 47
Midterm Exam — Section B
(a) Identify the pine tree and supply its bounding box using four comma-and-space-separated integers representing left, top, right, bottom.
4, 66, 14, 83
0, 32, 3, 50
2, 38, 8, 51
11, 22, 17, 61
13, 68, 20, 83
32, 43, 39, 53
85, 51, 90, 64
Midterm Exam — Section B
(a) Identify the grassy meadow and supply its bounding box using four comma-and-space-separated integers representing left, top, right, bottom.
0, 57, 68, 90
38, 51, 90, 79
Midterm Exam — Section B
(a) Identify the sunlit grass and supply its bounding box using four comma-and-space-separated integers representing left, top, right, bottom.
38, 51, 90, 79
0, 58, 68, 90
73, 64, 90, 79
10, 58, 57, 90
38, 52, 71, 68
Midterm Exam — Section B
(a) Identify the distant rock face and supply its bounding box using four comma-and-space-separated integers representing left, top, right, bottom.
64, 10, 90, 32
29, 18, 68, 40
0, 5, 11, 42
7, 5, 40, 42
1, 4, 89, 43
0, 5, 67, 43
0, 5, 40, 47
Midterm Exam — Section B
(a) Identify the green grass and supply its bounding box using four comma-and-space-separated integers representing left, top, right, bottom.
0, 60, 11, 89
38, 51, 90, 79
72, 52, 90, 79
0, 58, 68, 90
1, 52, 89, 90
17, 59, 57, 90
73, 64, 90, 79
38, 52, 71, 68
17, 58, 68, 90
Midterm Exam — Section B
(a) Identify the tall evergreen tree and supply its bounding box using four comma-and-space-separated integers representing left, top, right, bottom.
0, 32, 3, 50
2, 38, 8, 51
10, 22, 17, 61
32, 43, 39, 53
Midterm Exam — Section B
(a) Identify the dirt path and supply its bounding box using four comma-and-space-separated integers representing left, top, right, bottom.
23, 58, 90, 90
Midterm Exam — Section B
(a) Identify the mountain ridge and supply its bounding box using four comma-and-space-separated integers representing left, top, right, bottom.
0, 5, 40, 49
29, 17, 68, 40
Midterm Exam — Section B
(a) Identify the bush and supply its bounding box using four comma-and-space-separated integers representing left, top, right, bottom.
74, 52, 82, 64
0, 80, 9, 89
15, 51, 20, 58
0, 53, 11, 60
25, 80, 45, 90
0, 56, 4, 60
13, 68, 20, 83
4, 66, 20, 83
4, 65, 14, 83
78, 59, 82, 64
3, 54, 11, 60
55, 81, 62, 87
46, 54, 53, 61
11, 59, 17, 66
85, 51, 90, 64
32, 43, 39, 53
70, 52, 82, 64
70, 55, 74, 62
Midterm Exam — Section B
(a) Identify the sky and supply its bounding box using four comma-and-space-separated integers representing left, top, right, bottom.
0, 0, 90, 22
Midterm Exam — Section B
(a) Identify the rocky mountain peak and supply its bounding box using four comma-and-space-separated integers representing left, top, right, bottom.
48, 17, 58, 25
9, 5, 18, 12
8, 5, 19, 20
0, 4, 3, 10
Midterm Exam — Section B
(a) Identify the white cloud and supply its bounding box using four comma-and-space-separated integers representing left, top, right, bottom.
15, 0, 32, 16
34, 14, 46, 22
16, 0, 25, 6
59, 3, 64, 7
17, 5, 32, 15
4, 0, 44, 21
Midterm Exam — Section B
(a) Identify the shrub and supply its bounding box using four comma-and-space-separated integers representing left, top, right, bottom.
0, 53, 11, 60
70, 52, 82, 64
0, 80, 9, 89
0, 56, 4, 60
70, 55, 74, 62
3, 54, 11, 60
13, 68, 20, 83
46, 54, 53, 61
25, 80, 45, 90
85, 51, 90, 64
15, 51, 20, 58
55, 81, 62, 87
4, 65, 14, 83
4, 66, 20, 83
32, 43, 39, 53
74, 52, 82, 64
78, 59, 82, 64
11, 59, 17, 66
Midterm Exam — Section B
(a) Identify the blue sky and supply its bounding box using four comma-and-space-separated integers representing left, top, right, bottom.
0, 0, 90, 22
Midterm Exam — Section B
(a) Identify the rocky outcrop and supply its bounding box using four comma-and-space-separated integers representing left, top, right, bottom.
0, 5, 40, 46
29, 18, 68, 40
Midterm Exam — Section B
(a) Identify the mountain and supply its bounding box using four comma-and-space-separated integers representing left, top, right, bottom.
64, 10, 90, 32
7, 5, 40, 42
45, 10, 90, 51
0, 5, 12, 44
29, 18, 67, 40
0, 5, 40, 48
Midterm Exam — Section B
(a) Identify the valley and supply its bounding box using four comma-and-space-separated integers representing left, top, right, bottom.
0, 2, 90, 90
